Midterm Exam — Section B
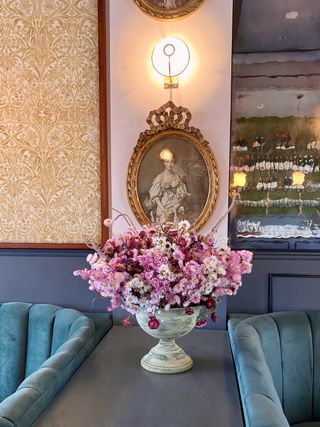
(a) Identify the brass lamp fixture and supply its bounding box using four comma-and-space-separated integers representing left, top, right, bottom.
292, 171, 305, 186
210, 172, 247, 233
232, 172, 247, 190
152, 37, 190, 89
292, 171, 305, 215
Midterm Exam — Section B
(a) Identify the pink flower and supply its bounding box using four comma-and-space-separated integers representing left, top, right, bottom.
188, 290, 201, 304
239, 250, 253, 263
213, 287, 233, 297
73, 269, 90, 280
122, 317, 132, 327
103, 218, 114, 227
86, 253, 99, 265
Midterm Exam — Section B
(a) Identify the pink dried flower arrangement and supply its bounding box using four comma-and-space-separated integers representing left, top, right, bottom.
74, 211, 253, 328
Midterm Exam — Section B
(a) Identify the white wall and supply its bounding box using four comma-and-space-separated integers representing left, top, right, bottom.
109, 0, 233, 235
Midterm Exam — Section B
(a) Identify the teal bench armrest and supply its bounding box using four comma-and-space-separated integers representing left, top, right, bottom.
231, 322, 290, 427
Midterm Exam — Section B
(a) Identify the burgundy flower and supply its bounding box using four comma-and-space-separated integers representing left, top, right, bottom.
168, 229, 179, 238
192, 242, 203, 252
205, 298, 217, 310
196, 319, 207, 328
139, 231, 147, 239
211, 312, 218, 323
148, 316, 160, 330
128, 237, 141, 250
145, 238, 153, 248
177, 237, 187, 247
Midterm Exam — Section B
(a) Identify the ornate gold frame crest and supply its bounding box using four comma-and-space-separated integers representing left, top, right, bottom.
127, 101, 219, 231
133, 0, 206, 20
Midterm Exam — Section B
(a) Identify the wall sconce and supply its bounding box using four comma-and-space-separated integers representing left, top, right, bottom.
210, 172, 247, 233
292, 171, 305, 186
292, 171, 305, 215
232, 172, 247, 190
152, 37, 190, 89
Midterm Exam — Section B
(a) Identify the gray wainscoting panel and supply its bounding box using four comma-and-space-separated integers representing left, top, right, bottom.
227, 252, 320, 314
269, 274, 320, 312
0, 249, 108, 312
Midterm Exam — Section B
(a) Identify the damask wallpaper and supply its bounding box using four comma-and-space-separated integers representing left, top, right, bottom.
0, 0, 101, 244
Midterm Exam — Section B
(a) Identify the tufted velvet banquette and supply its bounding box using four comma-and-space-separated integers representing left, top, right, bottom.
229, 311, 320, 427
0, 302, 112, 427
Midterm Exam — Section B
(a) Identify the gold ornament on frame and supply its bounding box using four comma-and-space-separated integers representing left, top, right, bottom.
133, 0, 206, 20
127, 101, 219, 231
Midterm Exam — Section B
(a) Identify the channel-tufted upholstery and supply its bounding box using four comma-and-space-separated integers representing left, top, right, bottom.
0, 302, 112, 427
228, 312, 320, 427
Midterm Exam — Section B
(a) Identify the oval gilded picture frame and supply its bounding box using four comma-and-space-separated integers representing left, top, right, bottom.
133, 0, 206, 20
127, 102, 219, 231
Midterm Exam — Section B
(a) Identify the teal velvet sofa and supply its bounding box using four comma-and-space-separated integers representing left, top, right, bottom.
229, 311, 320, 427
0, 302, 112, 427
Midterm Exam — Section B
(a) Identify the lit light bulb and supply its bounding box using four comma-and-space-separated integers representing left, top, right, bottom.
232, 172, 247, 188
152, 37, 190, 89
292, 171, 305, 186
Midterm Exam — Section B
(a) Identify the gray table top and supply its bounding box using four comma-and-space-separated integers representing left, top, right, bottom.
33, 326, 244, 427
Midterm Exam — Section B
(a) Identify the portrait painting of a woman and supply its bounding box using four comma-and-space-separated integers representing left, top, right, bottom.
149, 149, 190, 224
136, 135, 210, 227
134, 0, 206, 20
149, 0, 191, 10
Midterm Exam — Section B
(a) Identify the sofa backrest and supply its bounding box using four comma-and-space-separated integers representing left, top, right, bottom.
0, 302, 93, 403
237, 311, 320, 425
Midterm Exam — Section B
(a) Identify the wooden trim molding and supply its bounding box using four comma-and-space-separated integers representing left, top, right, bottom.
0, 0, 108, 249
98, 0, 109, 245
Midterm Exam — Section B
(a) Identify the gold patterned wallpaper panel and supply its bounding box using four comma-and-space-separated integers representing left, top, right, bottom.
0, 0, 101, 243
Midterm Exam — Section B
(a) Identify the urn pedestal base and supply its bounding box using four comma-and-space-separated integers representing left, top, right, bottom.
141, 339, 193, 374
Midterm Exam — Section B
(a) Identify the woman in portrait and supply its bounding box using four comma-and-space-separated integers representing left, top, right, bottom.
151, 0, 188, 9
149, 149, 190, 224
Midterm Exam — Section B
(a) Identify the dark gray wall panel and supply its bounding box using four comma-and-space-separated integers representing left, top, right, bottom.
227, 252, 320, 314
269, 274, 320, 312
0, 250, 108, 312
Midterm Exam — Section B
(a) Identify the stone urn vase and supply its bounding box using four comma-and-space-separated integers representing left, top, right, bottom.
136, 307, 201, 374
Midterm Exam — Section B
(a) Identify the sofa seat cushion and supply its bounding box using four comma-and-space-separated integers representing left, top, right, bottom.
292, 423, 320, 427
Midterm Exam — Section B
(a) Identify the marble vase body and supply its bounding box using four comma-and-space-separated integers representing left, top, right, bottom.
136, 307, 201, 374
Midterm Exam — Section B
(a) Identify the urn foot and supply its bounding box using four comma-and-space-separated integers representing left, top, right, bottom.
141, 339, 193, 374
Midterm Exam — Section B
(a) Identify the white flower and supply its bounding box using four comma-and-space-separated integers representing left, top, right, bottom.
125, 295, 139, 305
204, 281, 214, 294
127, 277, 145, 289
203, 256, 219, 277
217, 265, 226, 276
178, 220, 190, 230
158, 264, 175, 281
152, 236, 172, 253
215, 278, 229, 288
